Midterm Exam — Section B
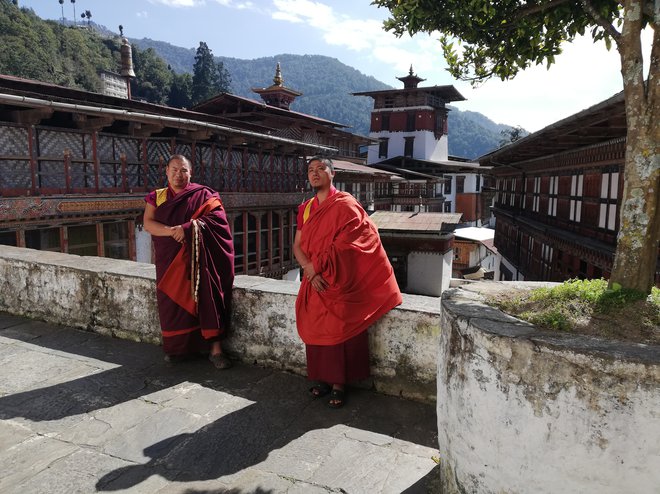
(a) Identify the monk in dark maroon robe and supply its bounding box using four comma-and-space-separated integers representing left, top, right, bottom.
144, 155, 234, 369
294, 157, 402, 407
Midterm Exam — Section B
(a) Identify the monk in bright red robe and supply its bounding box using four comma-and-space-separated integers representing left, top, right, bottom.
144, 155, 234, 369
294, 156, 402, 407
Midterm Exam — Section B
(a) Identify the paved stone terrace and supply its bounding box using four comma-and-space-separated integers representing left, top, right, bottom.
0, 313, 440, 493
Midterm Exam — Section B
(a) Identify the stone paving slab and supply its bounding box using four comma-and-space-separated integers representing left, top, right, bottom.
0, 314, 441, 493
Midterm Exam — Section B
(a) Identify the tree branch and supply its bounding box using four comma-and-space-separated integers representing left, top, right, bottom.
513, 0, 574, 20
580, 0, 622, 41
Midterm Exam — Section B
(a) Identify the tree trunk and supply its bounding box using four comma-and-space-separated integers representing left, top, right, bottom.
609, 0, 660, 293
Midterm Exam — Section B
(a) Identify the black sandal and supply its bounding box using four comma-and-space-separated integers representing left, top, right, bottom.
209, 353, 233, 369
309, 382, 332, 398
327, 388, 345, 409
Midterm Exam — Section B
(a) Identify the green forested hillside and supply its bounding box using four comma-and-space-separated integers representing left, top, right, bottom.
134, 38, 518, 158
0, 2, 519, 159
0, 1, 117, 91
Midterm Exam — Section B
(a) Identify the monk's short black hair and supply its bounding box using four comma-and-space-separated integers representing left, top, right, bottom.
307, 156, 334, 172
166, 154, 192, 168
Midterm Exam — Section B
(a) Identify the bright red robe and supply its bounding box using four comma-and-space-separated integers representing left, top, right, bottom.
295, 191, 402, 345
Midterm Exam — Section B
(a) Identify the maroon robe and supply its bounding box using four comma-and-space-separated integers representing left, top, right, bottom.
149, 183, 234, 356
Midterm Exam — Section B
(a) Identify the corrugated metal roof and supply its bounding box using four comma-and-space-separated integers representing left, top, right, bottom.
370, 211, 462, 232
332, 160, 400, 178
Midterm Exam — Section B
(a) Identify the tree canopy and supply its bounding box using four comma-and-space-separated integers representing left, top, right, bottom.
373, 0, 652, 83
191, 41, 232, 105
373, 0, 658, 293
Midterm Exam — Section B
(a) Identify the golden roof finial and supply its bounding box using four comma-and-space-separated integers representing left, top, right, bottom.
409, 64, 414, 76
273, 62, 283, 86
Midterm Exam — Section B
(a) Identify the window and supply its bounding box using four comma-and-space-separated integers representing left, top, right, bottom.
378, 138, 389, 158
0, 231, 17, 246
383, 96, 395, 108
548, 176, 558, 216
103, 222, 129, 260
404, 137, 414, 157
578, 260, 588, 279
495, 178, 501, 204
456, 176, 465, 194
510, 178, 517, 207
283, 210, 293, 263
569, 174, 583, 222
541, 243, 553, 279
434, 113, 445, 134
25, 228, 60, 252
532, 177, 541, 212
68, 224, 97, 256
444, 201, 452, 212
381, 113, 390, 131
599, 171, 619, 231
260, 214, 269, 269
233, 215, 245, 273
444, 176, 452, 195
476, 175, 481, 192
524, 236, 536, 275
247, 214, 257, 271
272, 211, 281, 265
406, 112, 416, 132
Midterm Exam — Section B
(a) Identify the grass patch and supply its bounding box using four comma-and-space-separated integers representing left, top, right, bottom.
488, 279, 660, 344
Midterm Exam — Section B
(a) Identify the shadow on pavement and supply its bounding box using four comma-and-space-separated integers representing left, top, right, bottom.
0, 314, 438, 491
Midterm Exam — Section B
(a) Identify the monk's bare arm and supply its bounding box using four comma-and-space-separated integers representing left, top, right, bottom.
143, 203, 185, 243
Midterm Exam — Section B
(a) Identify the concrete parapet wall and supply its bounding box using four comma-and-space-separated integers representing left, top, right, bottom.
0, 246, 440, 402
439, 281, 660, 494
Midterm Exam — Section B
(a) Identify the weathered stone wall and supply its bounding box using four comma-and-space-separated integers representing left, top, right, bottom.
439, 281, 660, 494
0, 245, 440, 402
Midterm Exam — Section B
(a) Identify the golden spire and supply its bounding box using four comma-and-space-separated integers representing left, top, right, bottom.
273, 62, 283, 87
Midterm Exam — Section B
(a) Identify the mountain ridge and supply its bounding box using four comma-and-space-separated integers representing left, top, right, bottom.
0, 1, 519, 160
131, 37, 518, 159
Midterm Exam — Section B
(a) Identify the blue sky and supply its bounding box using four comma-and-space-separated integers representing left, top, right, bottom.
19, 0, 642, 132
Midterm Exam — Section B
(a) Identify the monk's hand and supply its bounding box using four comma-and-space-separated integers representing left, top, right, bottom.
170, 225, 185, 243
303, 262, 317, 281
310, 274, 328, 292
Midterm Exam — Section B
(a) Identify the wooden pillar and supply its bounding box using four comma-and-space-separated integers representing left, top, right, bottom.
241, 212, 248, 274
268, 211, 274, 270
60, 226, 68, 253
255, 212, 262, 274
128, 219, 137, 261
96, 223, 105, 257
16, 230, 25, 248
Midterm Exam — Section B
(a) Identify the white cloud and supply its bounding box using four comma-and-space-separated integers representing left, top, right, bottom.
136, 11, 149, 18
211, 0, 261, 12
148, 0, 205, 7
271, 0, 333, 25
270, 0, 426, 72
